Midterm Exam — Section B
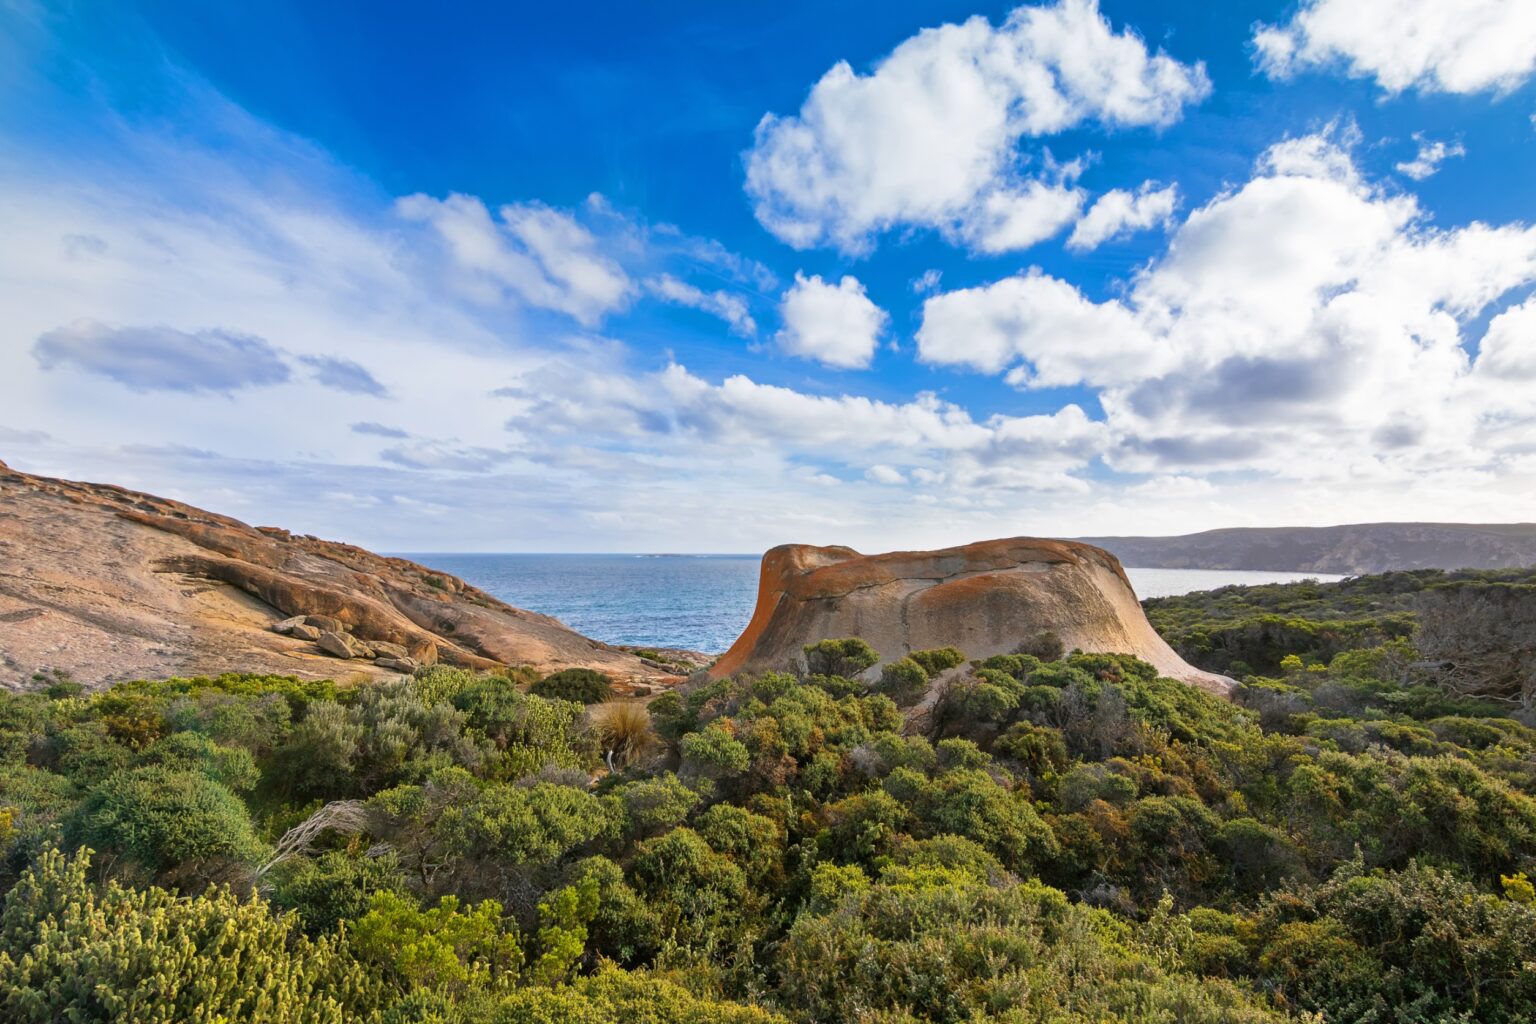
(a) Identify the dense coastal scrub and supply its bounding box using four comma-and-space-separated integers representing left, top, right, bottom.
1145, 566, 1536, 677
3, 573, 1536, 1022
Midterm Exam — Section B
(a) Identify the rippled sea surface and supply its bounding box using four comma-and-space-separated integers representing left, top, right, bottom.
398, 553, 1344, 654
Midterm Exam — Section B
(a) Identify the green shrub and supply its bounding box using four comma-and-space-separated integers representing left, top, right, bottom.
67, 766, 263, 878
778, 871, 1282, 1024
1251, 861, 1536, 1022
44, 723, 134, 786
495, 967, 788, 1023
272, 700, 362, 798
351, 890, 522, 996
909, 646, 967, 676
270, 849, 409, 936
802, 637, 879, 678
679, 726, 750, 782
0, 848, 380, 1023
877, 656, 929, 704
530, 668, 614, 705
138, 732, 259, 792
1015, 630, 1065, 660
613, 774, 699, 838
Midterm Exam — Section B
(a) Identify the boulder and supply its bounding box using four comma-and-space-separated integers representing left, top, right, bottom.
370, 640, 408, 659
304, 614, 345, 634
289, 623, 322, 641
710, 537, 1232, 696
270, 615, 307, 634
376, 656, 418, 673
317, 630, 371, 660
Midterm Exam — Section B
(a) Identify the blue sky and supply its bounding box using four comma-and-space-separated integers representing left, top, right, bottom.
2, 0, 1535, 551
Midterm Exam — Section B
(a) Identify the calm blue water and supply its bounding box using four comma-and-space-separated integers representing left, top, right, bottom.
399, 553, 1343, 654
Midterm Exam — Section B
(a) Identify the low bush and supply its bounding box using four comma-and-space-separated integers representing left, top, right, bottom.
531, 668, 614, 704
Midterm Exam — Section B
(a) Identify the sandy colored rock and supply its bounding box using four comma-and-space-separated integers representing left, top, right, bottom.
271, 615, 307, 634
376, 656, 418, 673
289, 623, 323, 641
317, 631, 369, 660
0, 461, 673, 691
710, 537, 1232, 696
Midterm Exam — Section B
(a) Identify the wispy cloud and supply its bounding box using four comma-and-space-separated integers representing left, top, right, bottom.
1394, 134, 1465, 180
33, 320, 290, 393
351, 421, 410, 439
300, 355, 390, 396
646, 274, 757, 336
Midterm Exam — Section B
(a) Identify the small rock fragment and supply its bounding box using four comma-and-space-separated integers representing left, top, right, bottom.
408, 640, 439, 666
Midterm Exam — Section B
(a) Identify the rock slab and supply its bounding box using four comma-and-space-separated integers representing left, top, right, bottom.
709, 537, 1232, 695
0, 459, 673, 690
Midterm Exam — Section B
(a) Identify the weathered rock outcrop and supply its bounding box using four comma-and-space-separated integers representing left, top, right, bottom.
0, 458, 671, 690
710, 537, 1232, 695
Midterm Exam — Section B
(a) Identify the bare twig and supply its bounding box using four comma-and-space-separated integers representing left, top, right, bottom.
255, 799, 369, 878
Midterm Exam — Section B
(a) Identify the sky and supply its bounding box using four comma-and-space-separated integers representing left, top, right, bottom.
1, 0, 1535, 553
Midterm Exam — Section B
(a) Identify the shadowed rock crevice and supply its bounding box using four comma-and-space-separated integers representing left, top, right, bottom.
711, 537, 1233, 695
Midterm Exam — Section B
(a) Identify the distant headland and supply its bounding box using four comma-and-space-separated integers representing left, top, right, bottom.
1078, 522, 1536, 575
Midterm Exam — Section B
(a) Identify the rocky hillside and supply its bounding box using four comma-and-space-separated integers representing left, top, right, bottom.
711, 537, 1232, 695
0, 459, 674, 691
1078, 522, 1536, 574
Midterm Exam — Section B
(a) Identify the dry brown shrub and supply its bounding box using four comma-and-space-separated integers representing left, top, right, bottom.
589, 700, 659, 769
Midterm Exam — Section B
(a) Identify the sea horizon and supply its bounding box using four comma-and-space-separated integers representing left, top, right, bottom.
397, 551, 1346, 653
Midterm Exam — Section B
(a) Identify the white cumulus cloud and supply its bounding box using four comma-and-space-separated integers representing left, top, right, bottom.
775, 272, 889, 368
1254, 0, 1536, 95
917, 271, 1157, 385
744, 0, 1208, 254
956, 174, 1087, 254
1476, 297, 1536, 381
918, 126, 1536, 485
1067, 181, 1179, 250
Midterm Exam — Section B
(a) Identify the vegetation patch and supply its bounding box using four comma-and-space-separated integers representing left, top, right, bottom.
3, 570, 1536, 1022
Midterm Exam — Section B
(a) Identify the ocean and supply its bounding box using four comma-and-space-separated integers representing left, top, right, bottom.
399, 553, 1345, 654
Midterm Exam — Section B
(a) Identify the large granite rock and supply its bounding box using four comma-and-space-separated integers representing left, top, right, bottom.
710, 537, 1232, 695
0, 459, 671, 691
